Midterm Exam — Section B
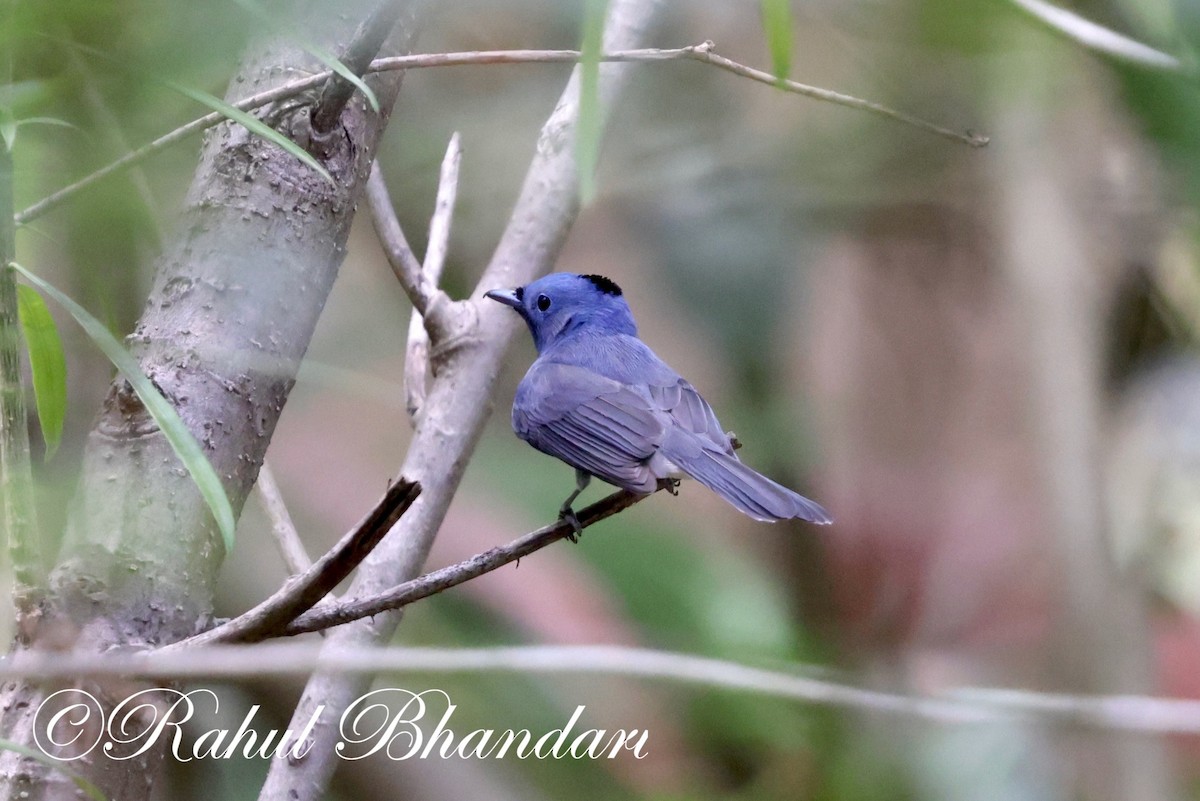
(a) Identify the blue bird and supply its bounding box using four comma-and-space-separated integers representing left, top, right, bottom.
486, 273, 832, 537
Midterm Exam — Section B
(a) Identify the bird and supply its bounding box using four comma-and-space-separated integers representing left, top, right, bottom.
486, 272, 832, 538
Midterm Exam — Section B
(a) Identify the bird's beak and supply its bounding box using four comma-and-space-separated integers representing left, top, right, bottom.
484, 288, 522, 308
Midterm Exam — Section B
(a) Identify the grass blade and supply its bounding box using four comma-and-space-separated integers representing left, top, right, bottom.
16, 285, 66, 459
576, 0, 608, 203
230, 0, 380, 113
0, 106, 14, 151
760, 0, 794, 82
15, 116, 79, 132
1005, 0, 1180, 69
167, 81, 334, 185
0, 739, 107, 801
11, 263, 237, 554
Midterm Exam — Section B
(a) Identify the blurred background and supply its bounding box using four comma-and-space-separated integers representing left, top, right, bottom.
7, 0, 1200, 798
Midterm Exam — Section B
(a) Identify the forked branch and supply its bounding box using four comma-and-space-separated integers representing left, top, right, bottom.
174, 478, 421, 648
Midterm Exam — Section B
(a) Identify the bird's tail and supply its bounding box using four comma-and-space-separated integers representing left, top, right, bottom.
672, 447, 832, 524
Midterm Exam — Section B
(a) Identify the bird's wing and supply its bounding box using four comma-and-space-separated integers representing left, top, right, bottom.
513, 361, 666, 492
647, 378, 735, 456
649, 378, 832, 523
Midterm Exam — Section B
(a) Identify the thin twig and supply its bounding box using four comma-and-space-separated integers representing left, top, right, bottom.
5, 642, 1200, 734
284, 485, 656, 637
402, 132, 461, 422
255, 460, 312, 575
172, 478, 421, 648
16, 42, 987, 225
309, 0, 409, 139
687, 43, 990, 147
422, 131, 460, 290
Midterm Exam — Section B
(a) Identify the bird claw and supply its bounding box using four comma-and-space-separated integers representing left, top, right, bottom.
559, 507, 583, 543
658, 478, 681, 496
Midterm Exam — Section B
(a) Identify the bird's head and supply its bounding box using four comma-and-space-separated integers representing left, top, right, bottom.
485, 272, 637, 353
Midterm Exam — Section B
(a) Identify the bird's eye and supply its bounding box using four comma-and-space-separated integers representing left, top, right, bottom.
536, 294, 551, 312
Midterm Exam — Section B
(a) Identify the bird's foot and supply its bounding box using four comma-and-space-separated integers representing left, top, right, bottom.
658, 478, 681, 496
558, 506, 583, 543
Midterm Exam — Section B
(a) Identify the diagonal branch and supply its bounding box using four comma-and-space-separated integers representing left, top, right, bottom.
255, 459, 313, 575
366, 162, 426, 308
171, 478, 421, 648
368, 133, 462, 423
686, 43, 989, 146
284, 485, 658, 637
17, 42, 987, 225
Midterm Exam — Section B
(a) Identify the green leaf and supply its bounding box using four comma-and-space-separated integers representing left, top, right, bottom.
760, 0, 794, 82
10, 263, 238, 554
576, 0, 607, 203
16, 285, 67, 459
166, 81, 334, 186
229, 0, 380, 113
0, 739, 107, 801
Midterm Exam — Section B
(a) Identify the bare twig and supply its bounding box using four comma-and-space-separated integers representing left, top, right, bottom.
402, 132, 461, 421
309, 0, 409, 140
5, 642, 1200, 735
686, 43, 989, 146
422, 132, 460, 290
17, 42, 987, 225
173, 478, 421, 648
285, 485, 655, 636
255, 460, 313, 575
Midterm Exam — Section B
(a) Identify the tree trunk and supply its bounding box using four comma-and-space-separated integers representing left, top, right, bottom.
0, 3, 421, 798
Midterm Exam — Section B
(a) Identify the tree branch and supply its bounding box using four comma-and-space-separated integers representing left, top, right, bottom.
16, 42, 987, 225
172, 478, 421, 648
408, 133, 459, 419
7, 642, 1200, 735
367, 133, 462, 424
255, 459, 313, 575
366, 162, 425, 308
422, 132, 459, 292
284, 485, 655, 637
309, 0, 411, 142
685, 43, 989, 146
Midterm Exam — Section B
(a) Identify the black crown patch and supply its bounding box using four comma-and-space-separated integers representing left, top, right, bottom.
582, 274, 622, 296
